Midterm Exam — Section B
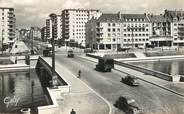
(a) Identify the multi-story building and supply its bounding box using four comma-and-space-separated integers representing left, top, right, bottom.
41, 26, 46, 42
0, 7, 16, 48
122, 14, 150, 48
147, 14, 172, 47
62, 9, 102, 47
30, 27, 41, 41
45, 15, 62, 43
164, 10, 184, 46
19, 29, 29, 41
86, 12, 150, 50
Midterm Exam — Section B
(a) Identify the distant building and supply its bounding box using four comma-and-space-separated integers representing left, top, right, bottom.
41, 26, 46, 42
164, 10, 184, 46
0, 7, 16, 48
30, 27, 41, 41
62, 9, 102, 47
45, 15, 62, 43
19, 29, 29, 41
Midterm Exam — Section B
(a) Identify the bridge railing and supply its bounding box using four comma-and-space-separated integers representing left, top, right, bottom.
86, 53, 173, 81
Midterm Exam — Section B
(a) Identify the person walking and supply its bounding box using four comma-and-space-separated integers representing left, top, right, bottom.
78, 70, 81, 78
70, 109, 76, 114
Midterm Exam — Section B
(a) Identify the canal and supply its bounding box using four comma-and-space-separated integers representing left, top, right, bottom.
0, 69, 51, 113
128, 59, 184, 76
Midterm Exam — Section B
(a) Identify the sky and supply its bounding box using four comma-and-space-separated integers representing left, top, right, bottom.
0, 0, 183, 28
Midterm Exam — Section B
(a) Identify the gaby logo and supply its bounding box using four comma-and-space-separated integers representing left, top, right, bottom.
3, 96, 20, 108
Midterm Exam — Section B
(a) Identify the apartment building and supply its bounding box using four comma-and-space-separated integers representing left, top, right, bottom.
62, 9, 102, 47
122, 14, 150, 48
45, 15, 62, 43
86, 12, 150, 50
148, 14, 172, 47
0, 7, 16, 48
164, 10, 184, 46
41, 26, 46, 42
30, 27, 41, 41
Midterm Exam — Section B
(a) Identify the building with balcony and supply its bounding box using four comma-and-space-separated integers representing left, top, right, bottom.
45, 15, 62, 43
0, 7, 16, 48
164, 10, 184, 46
86, 12, 150, 50
147, 14, 172, 47
41, 26, 46, 42
62, 9, 102, 47
30, 27, 41, 41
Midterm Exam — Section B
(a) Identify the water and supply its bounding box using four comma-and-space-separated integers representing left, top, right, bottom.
0, 69, 50, 113
128, 60, 184, 76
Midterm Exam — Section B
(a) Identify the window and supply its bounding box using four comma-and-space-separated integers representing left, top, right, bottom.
113, 38, 116, 42
108, 23, 111, 26
174, 23, 177, 26
117, 28, 120, 32
108, 33, 111, 37
113, 28, 116, 32
124, 34, 127, 37
124, 39, 127, 41
112, 23, 116, 26
108, 28, 111, 32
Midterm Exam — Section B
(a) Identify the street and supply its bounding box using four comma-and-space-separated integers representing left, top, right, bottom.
55, 52, 184, 114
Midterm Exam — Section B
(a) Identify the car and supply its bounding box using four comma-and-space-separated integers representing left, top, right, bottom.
114, 96, 143, 114
121, 75, 140, 86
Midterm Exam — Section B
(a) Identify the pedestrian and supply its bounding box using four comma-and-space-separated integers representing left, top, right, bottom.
70, 109, 76, 114
78, 70, 81, 78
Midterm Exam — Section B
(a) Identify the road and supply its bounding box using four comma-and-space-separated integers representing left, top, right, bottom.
55, 53, 184, 114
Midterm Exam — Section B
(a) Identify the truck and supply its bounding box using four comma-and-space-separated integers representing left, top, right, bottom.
67, 50, 74, 58
96, 57, 114, 72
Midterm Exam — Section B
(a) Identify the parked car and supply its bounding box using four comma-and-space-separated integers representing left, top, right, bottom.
121, 75, 140, 86
114, 96, 143, 114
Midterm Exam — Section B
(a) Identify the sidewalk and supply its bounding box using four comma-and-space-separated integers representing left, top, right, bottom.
43, 57, 110, 114
79, 55, 184, 97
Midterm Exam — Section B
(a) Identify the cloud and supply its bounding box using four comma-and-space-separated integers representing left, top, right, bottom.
0, 0, 184, 28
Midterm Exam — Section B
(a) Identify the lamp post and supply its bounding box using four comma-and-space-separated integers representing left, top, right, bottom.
1, 29, 4, 55
49, 13, 57, 87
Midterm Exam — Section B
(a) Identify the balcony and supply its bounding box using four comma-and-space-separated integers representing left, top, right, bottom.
178, 31, 184, 34
8, 14, 14, 18
8, 22, 14, 26
8, 31, 15, 35
8, 11, 14, 15
149, 36, 172, 41
178, 25, 184, 28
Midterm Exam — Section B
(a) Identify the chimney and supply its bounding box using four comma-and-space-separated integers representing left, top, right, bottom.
118, 11, 121, 19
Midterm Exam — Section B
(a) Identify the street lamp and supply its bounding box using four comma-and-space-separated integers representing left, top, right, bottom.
1, 29, 4, 55
49, 13, 58, 87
